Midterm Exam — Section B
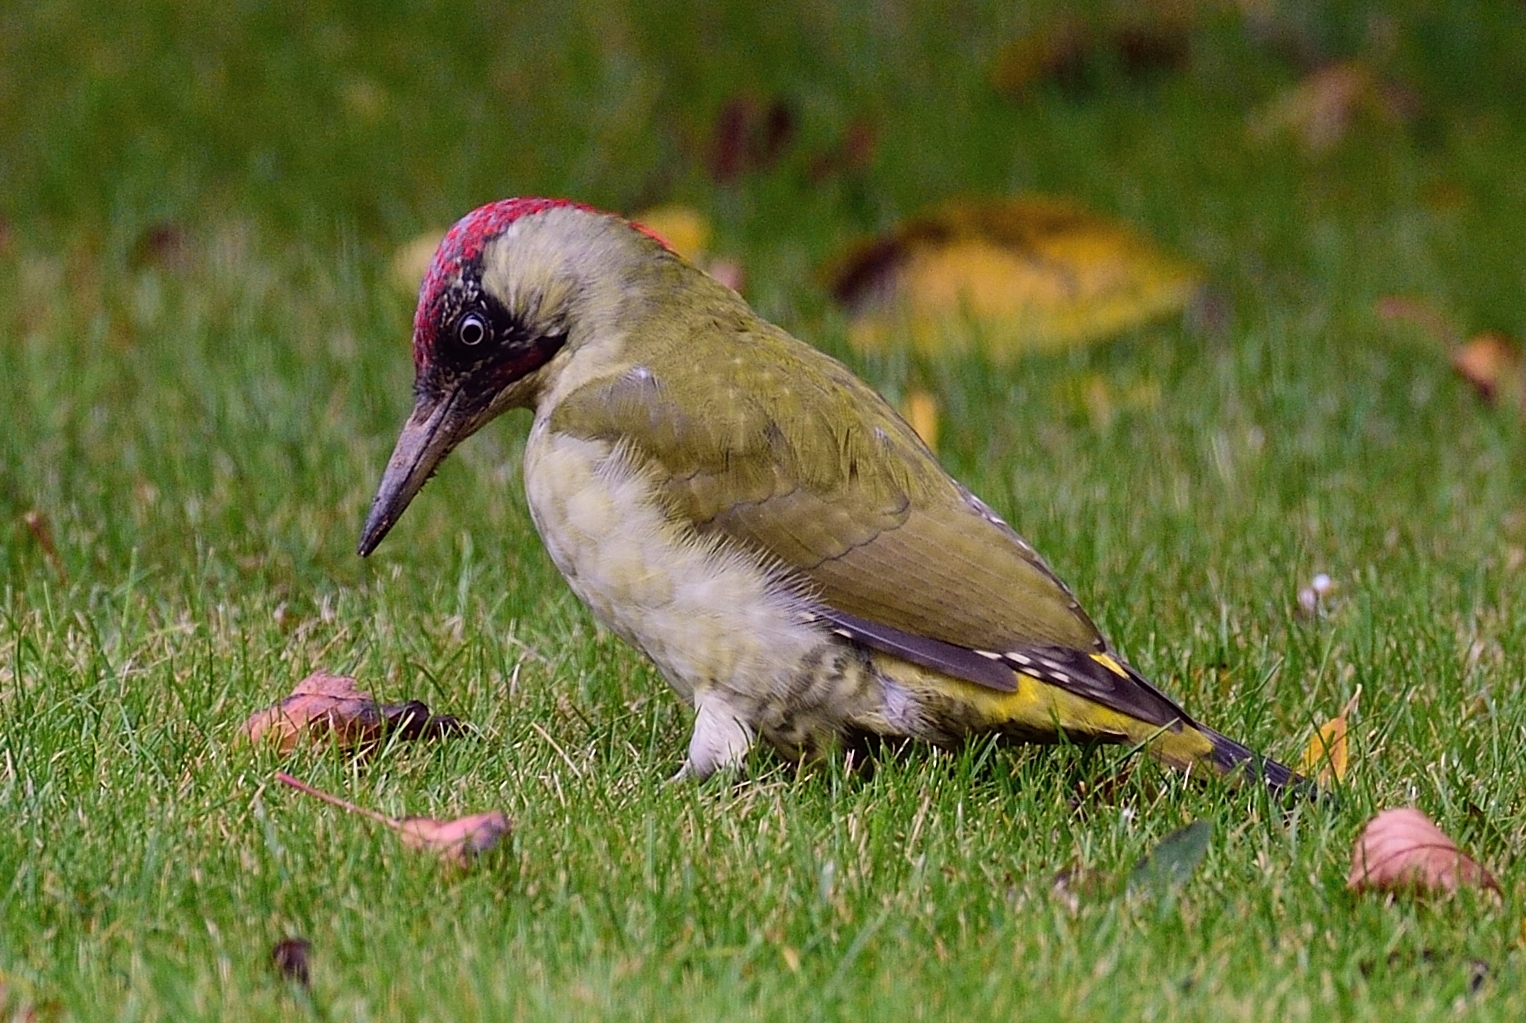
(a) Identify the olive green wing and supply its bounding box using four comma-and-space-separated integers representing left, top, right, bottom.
548, 300, 1187, 728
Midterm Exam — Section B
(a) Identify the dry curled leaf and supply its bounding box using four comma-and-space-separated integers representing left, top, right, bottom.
239, 672, 463, 753
275, 772, 510, 868
827, 197, 1200, 361
240, 672, 384, 753
1348, 807, 1500, 897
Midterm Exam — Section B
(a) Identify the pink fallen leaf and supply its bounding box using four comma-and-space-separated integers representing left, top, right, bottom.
1348, 807, 1500, 897
396, 813, 512, 867
239, 672, 464, 753
239, 672, 385, 753
275, 772, 510, 868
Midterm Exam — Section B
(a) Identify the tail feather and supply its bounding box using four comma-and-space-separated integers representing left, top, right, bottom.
1201, 725, 1320, 801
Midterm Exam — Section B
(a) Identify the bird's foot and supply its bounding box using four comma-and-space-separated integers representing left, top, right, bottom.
678, 689, 756, 780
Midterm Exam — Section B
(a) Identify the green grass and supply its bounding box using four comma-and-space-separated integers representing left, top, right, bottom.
6, 1, 1526, 1019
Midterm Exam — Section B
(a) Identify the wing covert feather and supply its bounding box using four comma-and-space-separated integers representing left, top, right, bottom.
547, 307, 1103, 659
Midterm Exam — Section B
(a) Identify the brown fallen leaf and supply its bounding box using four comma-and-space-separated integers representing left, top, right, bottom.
275, 772, 510, 868
270, 937, 312, 988
1374, 297, 1526, 413
827, 197, 1200, 361
1348, 807, 1500, 897
240, 671, 463, 754
989, 16, 1190, 99
380, 699, 465, 741
1299, 689, 1358, 786
710, 95, 796, 183
21, 509, 67, 584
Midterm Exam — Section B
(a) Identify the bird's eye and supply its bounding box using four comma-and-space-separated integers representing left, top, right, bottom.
457, 313, 487, 346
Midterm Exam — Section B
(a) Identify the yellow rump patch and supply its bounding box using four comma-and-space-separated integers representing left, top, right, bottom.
1089, 653, 1129, 677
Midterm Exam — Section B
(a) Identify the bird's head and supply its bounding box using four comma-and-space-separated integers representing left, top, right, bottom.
357, 197, 674, 555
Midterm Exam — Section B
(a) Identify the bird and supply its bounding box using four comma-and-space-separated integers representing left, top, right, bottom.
358, 197, 1299, 794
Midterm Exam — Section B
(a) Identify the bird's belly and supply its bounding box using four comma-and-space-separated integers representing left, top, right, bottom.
522, 424, 831, 707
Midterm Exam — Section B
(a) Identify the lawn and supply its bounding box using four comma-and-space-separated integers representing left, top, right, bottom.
5, 1, 1526, 1019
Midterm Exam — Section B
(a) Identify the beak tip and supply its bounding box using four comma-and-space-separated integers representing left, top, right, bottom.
356, 509, 391, 558
358, 386, 462, 562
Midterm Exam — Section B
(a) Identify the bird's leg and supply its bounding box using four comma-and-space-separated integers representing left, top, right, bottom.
676, 688, 756, 779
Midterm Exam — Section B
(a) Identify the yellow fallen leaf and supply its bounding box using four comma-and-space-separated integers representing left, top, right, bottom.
392, 230, 447, 294
827, 197, 1200, 361
1299, 689, 1359, 785
631, 205, 713, 263
901, 389, 940, 451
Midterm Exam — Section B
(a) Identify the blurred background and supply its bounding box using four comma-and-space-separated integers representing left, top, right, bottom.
5, 0, 1524, 313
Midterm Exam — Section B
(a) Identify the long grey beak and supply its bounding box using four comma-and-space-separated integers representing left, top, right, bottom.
357, 388, 464, 557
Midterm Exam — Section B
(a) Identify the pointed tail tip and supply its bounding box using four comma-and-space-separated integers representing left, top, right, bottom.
1204, 727, 1330, 806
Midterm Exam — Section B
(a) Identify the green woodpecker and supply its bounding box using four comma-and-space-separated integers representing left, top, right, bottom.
359, 197, 1297, 792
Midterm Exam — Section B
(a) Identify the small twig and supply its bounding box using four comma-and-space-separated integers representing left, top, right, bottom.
275, 771, 398, 827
